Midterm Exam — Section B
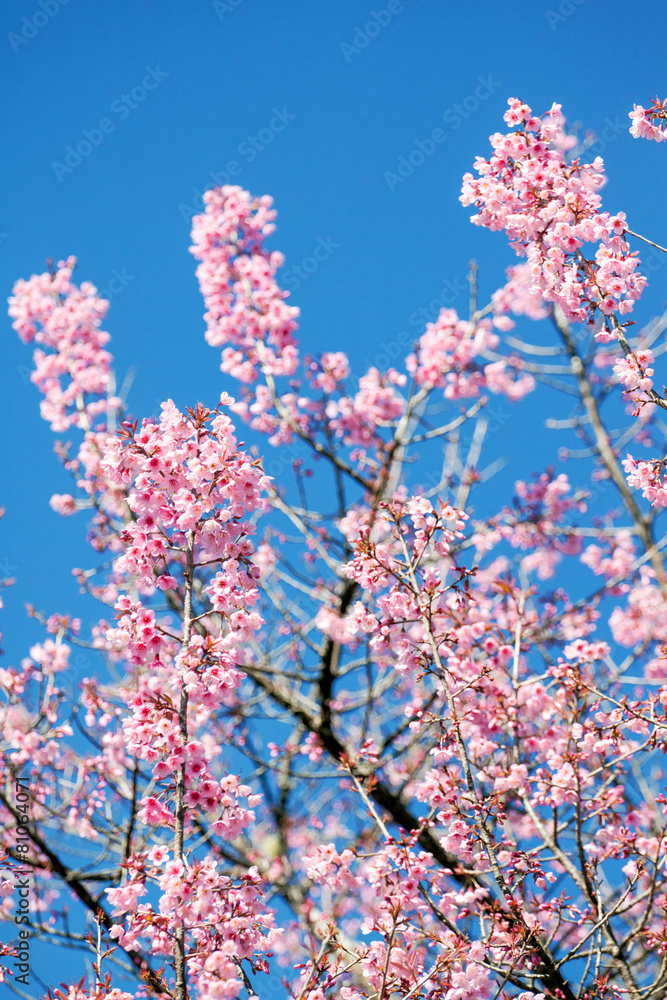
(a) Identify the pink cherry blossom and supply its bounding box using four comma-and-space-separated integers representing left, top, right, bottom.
7, 95, 667, 1000
629, 98, 667, 142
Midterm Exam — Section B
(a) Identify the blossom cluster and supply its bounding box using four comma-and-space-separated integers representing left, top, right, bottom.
101, 396, 269, 593
491, 262, 550, 328
460, 98, 667, 513
613, 348, 655, 395
8, 258, 118, 432
461, 98, 647, 326
629, 97, 667, 142
100, 396, 268, 835
107, 853, 278, 1000
406, 308, 535, 400
472, 471, 587, 580
189, 186, 539, 482
7, 261, 131, 552
622, 455, 667, 508
190, 186, 300, 382
343, 496, 471, 673
6, 94, 667, 1000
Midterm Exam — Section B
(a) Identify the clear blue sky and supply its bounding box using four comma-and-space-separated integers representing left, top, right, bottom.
2, 0, 666, 634
1, 0, 666, 990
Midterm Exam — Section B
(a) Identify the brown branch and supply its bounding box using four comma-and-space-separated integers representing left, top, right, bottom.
553, 306, 667, 590
174, 530, 195, 1000
0, 789, 169, 995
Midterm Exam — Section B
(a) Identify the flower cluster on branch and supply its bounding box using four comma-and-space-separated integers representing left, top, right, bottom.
3, 96, 667, 1000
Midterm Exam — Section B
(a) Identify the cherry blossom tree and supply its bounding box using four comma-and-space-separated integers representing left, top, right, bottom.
2, 97, 667, 1000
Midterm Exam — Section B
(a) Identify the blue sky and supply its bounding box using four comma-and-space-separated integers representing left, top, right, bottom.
1, 0, 667, 990
2, 0, 667, 644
